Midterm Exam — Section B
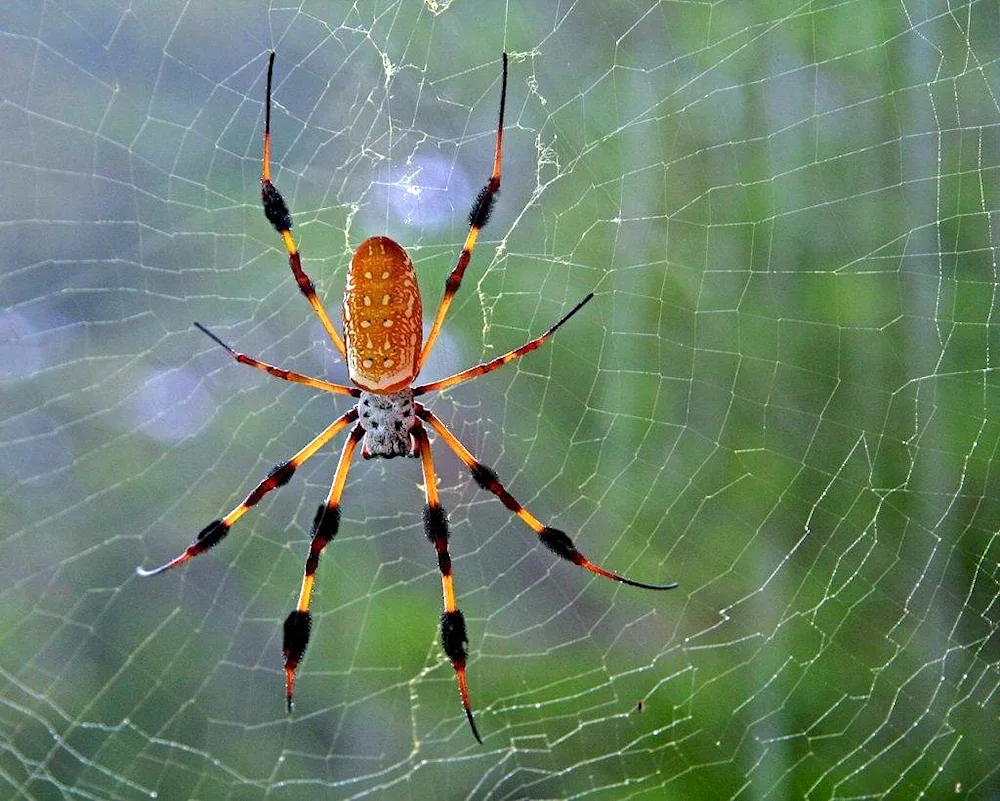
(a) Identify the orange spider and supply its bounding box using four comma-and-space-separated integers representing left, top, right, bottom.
137, 52, 676, 743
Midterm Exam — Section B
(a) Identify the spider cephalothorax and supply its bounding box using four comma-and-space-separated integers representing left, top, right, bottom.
137, 51, 675, 744
357, 389, 416, 458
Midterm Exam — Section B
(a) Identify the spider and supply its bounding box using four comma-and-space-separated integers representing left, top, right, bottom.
137, 51, 677, 743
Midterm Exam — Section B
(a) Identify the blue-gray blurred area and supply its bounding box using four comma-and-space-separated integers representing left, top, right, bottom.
1, 1, 998, 798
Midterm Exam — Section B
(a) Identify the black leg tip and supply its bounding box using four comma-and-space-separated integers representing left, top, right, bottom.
283, 610, 312, 664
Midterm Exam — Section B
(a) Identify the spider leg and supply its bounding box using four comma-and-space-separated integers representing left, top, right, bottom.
283, 423, 364, 711
195, 323, 359, 397
419, 53, 507, 368
414, 293, 593, 395
261, 52, 347, 358
136, 408, 359, 577
412, 423, 482, 744
417, 407, 677, 591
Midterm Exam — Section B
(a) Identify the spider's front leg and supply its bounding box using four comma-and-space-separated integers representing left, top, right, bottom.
417, 406, 677, 591
282, 424, 364, 709
136, 409, 359, 577
412, 424, 482, 743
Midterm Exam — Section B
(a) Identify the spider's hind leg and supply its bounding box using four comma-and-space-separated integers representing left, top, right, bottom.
261, 52, 347, 357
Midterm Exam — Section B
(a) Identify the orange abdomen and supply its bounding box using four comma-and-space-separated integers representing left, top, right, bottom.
342, 236, 423, 392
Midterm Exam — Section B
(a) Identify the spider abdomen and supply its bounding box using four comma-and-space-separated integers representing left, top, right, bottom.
343, 236, 422, 393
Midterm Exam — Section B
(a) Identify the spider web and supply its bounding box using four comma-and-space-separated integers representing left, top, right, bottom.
2, 0, 998, 798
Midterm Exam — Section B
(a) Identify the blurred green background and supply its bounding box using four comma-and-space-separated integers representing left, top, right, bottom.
2, 1, 998, 798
